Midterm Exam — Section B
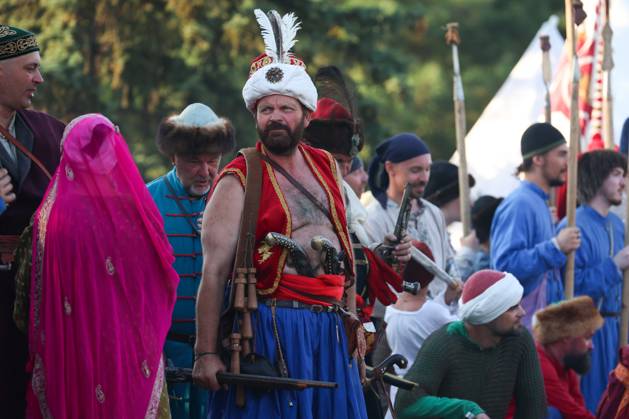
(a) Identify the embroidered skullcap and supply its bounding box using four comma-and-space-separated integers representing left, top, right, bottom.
521, 122, 566, 160
242, 10, 317, 112
368, 133, 430, 208
0, 25, 39, 61
459, 269, 523, 325
156, 103, 235, 157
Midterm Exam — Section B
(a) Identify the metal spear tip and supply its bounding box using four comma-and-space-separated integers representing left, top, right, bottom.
539, 35, 551, 52
573, 0, 587, 25
445, 22, 461, 46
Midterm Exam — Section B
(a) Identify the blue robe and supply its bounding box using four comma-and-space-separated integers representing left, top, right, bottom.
207, 304, 367, 419
557, 205, 623, 414
148, 168, 207, 419
490, 181, 565, 329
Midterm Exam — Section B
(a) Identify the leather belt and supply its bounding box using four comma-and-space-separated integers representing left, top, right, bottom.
261, 298, 340, 313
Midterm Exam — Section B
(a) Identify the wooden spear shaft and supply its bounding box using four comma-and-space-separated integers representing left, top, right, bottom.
602, 0, 614, 149
564, 0, 581, 299
445, 22, 471, 236
540, 35, 552, 124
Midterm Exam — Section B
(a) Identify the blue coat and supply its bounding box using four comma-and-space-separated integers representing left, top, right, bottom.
490, 181, 565, 328
147, 168, 207, 419
558, 205, 623, 413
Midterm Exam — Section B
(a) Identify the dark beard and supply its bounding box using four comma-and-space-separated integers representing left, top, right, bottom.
549, 178, 566, 187
564, 350, 592, 375
258, 120, 304, 155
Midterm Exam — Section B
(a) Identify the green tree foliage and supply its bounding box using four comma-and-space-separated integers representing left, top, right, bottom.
4, 0, 561, 179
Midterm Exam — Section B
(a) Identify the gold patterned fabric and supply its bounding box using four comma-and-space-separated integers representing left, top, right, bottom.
0, 25, 39, 61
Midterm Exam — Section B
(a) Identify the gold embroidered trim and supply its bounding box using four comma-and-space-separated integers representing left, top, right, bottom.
301, 147, 354, 271
0, 35, 38, 59
222, 168, 246, 188
257, 153, 291, 295
0, 26, 17, 38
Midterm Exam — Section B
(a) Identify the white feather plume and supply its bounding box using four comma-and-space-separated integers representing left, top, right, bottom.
254, 9, 278, 62
254, 9, 302, 64
280, 12, 301, 61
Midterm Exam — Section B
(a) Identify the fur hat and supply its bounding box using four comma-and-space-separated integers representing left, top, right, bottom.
533, 296, 603, 345
156, 103, 235, 157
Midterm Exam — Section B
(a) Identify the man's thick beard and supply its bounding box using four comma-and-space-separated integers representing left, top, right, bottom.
549, 178, 566, 187
564, 350, 592, 375
258, 120, 305, 156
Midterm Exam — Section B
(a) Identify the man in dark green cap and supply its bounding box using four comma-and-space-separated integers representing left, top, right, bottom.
490, 122, 580, 331
0, 24, 65, 417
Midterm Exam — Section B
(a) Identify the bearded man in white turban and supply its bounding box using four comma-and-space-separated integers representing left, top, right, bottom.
395, 269, 547, 419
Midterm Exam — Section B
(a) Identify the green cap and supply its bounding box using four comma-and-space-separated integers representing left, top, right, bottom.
0, 25, 39, 61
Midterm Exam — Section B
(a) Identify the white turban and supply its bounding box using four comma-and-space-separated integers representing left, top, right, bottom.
459, 271, 523, 325
242, 63, 317, 113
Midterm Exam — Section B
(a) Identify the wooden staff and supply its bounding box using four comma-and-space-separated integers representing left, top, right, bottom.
445, 22, 471, 236
602, 0, 614, 149
540, 35, 552, 124
540, 35, 559, 216
564, 0, 584, 299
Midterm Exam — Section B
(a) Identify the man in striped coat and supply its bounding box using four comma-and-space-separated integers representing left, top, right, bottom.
147, 102, 235, 419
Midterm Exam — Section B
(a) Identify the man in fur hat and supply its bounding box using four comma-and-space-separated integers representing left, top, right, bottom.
533, 296, 604, 419
0, 24, 65, 416
147, 102, 235, 419
556, 149, 629, 413
491, 122, 581, 330
395, 269, 546, 418
193, 10, 367, 418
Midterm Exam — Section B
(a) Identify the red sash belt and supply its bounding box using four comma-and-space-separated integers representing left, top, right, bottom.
272, 273, 344, 306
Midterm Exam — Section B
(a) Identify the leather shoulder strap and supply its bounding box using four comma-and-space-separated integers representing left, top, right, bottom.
0, 124, 52, 180
233, 148, 262, 270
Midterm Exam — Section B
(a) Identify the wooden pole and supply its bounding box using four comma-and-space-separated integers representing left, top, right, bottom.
564, 0, 582, 299
540, 35, 552, 124
602, 0, 614, 149
445, 22, 471, 236
540, 35, 558, 218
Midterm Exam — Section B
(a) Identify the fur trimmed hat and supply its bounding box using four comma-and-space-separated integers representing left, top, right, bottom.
533, 296, 603, 345
156, 103, 235, 157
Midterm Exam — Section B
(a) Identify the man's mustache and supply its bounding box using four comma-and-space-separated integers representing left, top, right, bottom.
264, 122, 290, 135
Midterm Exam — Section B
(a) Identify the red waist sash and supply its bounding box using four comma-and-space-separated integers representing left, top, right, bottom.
272, 273, 345, 306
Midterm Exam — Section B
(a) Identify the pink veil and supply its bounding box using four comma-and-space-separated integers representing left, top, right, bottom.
27, 114, 178, 418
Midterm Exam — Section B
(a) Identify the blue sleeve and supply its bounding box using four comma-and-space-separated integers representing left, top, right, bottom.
0, 199, 5, 215
568, 219, 623, 301
490, 201, 566, 295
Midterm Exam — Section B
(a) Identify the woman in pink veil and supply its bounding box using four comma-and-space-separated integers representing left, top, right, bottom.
27, 114, 179, 418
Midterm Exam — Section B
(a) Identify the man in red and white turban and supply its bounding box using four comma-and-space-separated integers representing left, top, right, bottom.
395, 270, 546, 419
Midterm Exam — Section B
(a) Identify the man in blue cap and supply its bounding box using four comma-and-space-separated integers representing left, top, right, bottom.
365, 133, 461, 317
148, 103, 235, 419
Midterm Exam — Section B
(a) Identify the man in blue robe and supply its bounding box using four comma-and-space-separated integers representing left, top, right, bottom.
491, 123, 581, 329
557, 150, 629, 413
148, 103, 235, 419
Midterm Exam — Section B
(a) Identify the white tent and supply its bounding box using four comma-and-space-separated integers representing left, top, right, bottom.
455, 0, 629, 199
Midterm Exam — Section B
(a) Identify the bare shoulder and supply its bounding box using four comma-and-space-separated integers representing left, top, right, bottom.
205, 175, 244, 223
